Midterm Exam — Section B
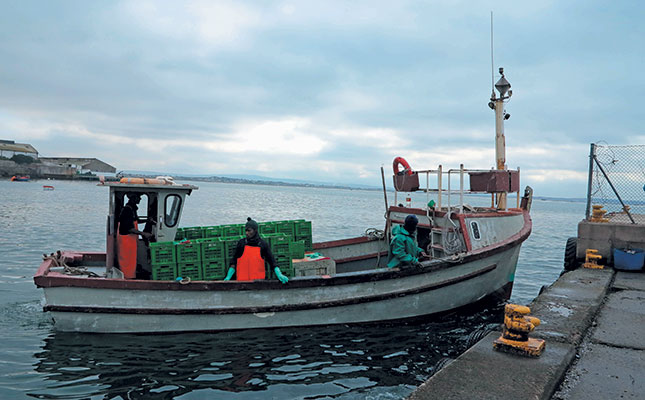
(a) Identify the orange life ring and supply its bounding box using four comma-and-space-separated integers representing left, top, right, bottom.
393, 157, 413, 176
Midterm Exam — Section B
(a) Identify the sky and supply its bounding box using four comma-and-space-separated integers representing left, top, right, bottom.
1, 1, 643, 197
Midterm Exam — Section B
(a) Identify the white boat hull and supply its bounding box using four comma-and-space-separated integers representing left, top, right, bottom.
42, 245, 520, 333
36, 210, 530, 333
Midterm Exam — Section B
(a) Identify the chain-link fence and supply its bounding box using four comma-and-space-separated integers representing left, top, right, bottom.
586, 143, 645, 224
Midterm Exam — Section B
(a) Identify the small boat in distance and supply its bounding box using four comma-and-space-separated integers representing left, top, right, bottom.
34, 68, 532, 333
10, 175, 30, 182
43, 185, 55, 190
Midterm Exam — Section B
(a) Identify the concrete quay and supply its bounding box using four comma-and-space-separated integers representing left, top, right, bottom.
409, 267, 645, 400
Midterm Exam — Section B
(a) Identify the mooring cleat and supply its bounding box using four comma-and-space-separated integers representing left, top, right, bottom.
493, 304, 545, 357
583, 248, 603, 269
591, 205, 609, 223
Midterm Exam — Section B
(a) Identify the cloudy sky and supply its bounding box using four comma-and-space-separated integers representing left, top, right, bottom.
1, 1, 643, 197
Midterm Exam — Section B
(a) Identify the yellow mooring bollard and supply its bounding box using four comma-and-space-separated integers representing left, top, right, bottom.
583, 249, 603, 269
493, 304, 545, 357
591, 205, 609, 223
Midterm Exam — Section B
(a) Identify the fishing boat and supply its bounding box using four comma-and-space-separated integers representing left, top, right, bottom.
34, 68, 532, 333
11, 175, 30, 182
43, 185, 55, 190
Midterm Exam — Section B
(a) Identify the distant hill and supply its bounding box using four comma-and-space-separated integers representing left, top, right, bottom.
120, 170, 382, 191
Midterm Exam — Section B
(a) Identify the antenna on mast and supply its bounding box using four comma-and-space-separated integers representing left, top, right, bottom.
490, 11, 495, 99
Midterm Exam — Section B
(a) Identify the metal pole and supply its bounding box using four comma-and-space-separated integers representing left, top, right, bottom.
516, 167, 521, 209
593, 156, 636, 224
459, 164, 464, 213
494, 98, 507, 209
585, 143, 595, 220
437, 165, 442, 210
426, 171, 430, 208
447, 169, 451, 213
380, 166, 389, 212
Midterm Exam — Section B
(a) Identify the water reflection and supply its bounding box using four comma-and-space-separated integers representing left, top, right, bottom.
31, 304, 503, 399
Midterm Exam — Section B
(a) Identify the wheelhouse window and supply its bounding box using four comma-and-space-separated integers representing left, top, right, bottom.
164, 195, 182, 227
470, 221, 481, 240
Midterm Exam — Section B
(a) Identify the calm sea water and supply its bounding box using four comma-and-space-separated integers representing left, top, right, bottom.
0, 179, 584, 399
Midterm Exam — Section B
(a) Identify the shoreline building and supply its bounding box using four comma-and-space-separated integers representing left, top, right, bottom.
39, 157, 116, 175
0, 140, 39, 159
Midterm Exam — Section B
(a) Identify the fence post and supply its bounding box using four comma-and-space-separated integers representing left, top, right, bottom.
585, 143, 595, 220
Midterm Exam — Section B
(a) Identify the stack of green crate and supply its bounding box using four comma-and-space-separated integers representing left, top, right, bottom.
150, 241, 177, 280
294, 220, 313, 251
169, 219, 312, 281
269, 234, 294, 277
176, 240, 202, 280
199, 237, 227, 280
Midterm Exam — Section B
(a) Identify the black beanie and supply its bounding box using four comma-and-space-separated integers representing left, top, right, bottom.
404, 214, 418, 232
246, 217, 259, 232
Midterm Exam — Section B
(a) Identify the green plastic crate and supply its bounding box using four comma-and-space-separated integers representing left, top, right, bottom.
202, 226, 222, 238
262, 233, 285, 247
199, 238, 226, 261
223, 236, 243, 261
295, 220, 312, 237
276, 220, 295, 240
259, 222, 277, 235
203, 259, 227, 280
174, 228, 184, 240
150, 241, 176, 264
289, 240, 305, 259
183, 227, 203, 240
274, 254, 293, 269
176, 241, 201, 263
221, 224, 244, 237
178, 262, 203, 280
295, 234, 313, 251
152, 262, 177, 281
272, 255, 294, 278
270, 234, 291, 255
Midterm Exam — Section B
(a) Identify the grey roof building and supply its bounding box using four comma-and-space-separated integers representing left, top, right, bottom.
0, 140, 39, 158
39, 157, 116, 173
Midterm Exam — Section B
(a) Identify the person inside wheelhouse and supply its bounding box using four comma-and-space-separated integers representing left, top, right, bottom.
116, 192, 156, 279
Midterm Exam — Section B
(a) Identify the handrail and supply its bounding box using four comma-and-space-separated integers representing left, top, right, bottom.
394, 165, 521, 212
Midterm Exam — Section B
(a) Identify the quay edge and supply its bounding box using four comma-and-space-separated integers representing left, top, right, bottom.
408, 267, 615, 400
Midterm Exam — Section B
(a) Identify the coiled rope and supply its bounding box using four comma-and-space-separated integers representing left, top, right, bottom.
42, 251, 100, 278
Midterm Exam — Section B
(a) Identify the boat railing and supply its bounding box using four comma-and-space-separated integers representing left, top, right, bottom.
393, 165, 521, 215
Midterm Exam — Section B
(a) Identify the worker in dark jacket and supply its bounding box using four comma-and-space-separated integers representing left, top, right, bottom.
387, 214, 428, 269
117, 193, 153, 279
224, 217, 289, 283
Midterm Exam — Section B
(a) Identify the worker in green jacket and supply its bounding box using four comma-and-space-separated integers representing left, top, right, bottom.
387, 214, 428, 269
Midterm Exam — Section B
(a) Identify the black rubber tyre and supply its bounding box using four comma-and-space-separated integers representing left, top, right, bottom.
430, 357, 454, 377
563, 237, 579, 271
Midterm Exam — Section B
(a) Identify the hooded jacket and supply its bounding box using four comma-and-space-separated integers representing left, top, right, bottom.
387, 224, 424, 268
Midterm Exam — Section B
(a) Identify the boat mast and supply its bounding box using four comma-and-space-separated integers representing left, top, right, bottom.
489, 67, 512, 209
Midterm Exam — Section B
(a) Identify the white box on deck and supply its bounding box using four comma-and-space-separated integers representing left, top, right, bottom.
293, 255, 336, 277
